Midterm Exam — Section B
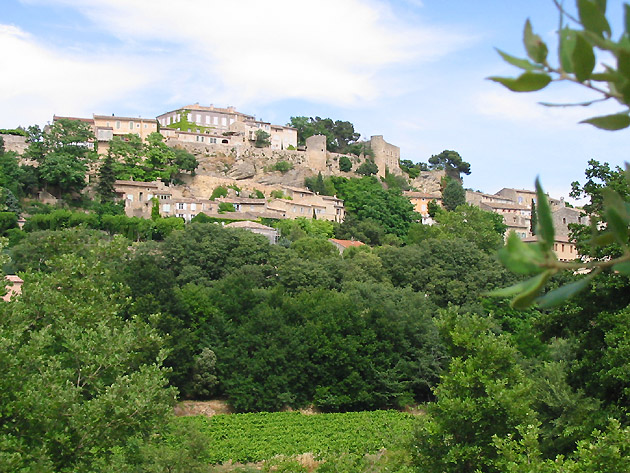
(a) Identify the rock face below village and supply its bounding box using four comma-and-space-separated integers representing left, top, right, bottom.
170, 138, 444, 196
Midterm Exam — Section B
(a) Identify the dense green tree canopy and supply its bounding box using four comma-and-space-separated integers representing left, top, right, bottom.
442, 178, 466, 211
24, 118, 97, 196
333, 176, 418, 237
428, 150, 471, 179
287, 116, 360, 153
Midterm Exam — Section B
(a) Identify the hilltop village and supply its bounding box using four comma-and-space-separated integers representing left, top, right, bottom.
2, 102, 584, 260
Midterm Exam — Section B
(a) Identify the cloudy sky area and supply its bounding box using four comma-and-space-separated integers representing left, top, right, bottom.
2, 0, 629, 200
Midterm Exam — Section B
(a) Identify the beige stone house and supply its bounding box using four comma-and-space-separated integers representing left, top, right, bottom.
523, 235, 578, 262
328, 238, 366, 254
225, 221, 279, 244
404, 191, 442, 217
156, 103, 297, 150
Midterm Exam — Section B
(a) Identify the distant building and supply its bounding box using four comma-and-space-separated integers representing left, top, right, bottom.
225, 221, 279, 244
523, 235, 578, 262
328, 238, 366, 254
3, 275, 23, 301
156, 103, 297, 150
404, 191, 442, 218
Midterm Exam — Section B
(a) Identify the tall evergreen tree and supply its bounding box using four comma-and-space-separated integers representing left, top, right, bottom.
442, 179, 466, 211
96, 154, 117, 202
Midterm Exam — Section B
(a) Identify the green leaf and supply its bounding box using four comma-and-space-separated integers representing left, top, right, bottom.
616, 50, 630, 103
511, 271, 554, 309
559, 28, 577, 73
495, 48, 542, 71
578, 0, 611, 38
498, 232, 546, 274
613, 260, 630, 275
580, 113, 630, 130
590, 231, 616, 246
537, 272, 596, 308
595, 0, 607, 13
535, 178, 555, 251
572, 34, 596, 82
602, 188, 630, 245
486, 274, 546, 298
488, 73, 552, 92
589, 72, 618, 82
523, 19, 548, 63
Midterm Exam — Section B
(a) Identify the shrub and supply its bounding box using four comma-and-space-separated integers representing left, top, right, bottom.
356, 159, 378, 176
218, 202, 236, 213
273, 161, 294, 173
211, 186, 228, 200
339, 156, 353, 172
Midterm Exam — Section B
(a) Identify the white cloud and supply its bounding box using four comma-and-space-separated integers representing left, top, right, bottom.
472, 88, 614, 131
0, 24, 152, 127
21, 0, 471, 106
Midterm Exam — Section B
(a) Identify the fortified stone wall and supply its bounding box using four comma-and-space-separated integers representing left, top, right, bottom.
0, 134, 28, 155
369, 135, 401, 177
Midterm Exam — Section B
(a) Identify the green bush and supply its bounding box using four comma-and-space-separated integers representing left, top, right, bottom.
339, 156, 353, 172
273, 161, 294, 173
356, 160, 378, 176
0, 212, 18, 235
218, 202, 236, 213
211, 186, 228, 200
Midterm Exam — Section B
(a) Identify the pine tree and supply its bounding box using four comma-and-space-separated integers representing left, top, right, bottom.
96, 154, 117, 202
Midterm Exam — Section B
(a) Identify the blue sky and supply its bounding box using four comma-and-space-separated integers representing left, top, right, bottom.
2, 0, 629, 201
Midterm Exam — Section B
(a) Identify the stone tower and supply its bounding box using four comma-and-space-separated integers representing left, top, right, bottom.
306, 134, 327, 172
369, 135, 401, 177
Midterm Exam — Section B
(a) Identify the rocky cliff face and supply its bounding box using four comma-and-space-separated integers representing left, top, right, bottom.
172, 140, 445, 199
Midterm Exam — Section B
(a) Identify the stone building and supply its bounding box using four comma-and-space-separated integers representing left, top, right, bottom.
305, 135, 327, 171
328, 238, 366, 254
156, 103, 297, 150
552, 206, 588, 237
404, 191, 442, 223
368, 135, 401, 177
225, 221, 279, 244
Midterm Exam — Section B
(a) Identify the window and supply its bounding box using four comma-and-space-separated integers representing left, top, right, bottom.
562, 244, 565, 251
209, 138, 217, 144
190, 203, 197, 211
213, 116, 218, 125
196, 114, 201, 123
562, 218, 567, 224
129, 121, 134, 129
162, 204, 171, 212
221, 117, 227, 126
177, 202, 186, 210
127, 194, 133, 201
144, 123, 147, 128
116, 121, 121, 129
230, 118, 235, 125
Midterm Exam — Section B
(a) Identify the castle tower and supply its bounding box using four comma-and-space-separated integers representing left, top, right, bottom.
306, 134, 327, 172
369, 135, 401, 177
